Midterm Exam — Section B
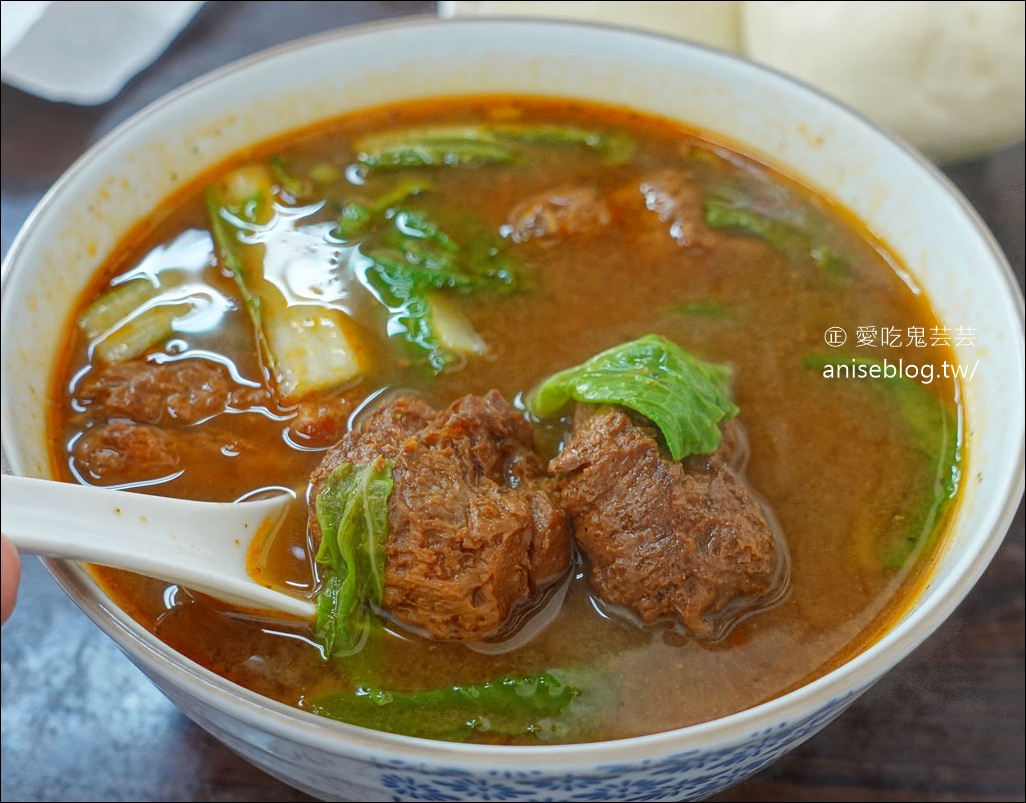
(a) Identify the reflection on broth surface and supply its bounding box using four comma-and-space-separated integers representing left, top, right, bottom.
53, 96, 961, 744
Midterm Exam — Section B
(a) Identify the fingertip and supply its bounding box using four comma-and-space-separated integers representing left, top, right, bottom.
2, 533, 21, 625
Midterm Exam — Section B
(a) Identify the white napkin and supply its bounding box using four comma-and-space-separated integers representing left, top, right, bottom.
1, 0, 204, 104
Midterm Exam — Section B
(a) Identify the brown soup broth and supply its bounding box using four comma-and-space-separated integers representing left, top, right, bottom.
50, 96, 962, 743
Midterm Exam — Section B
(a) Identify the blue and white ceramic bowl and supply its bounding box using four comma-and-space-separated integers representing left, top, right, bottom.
2, 17, 1023, 802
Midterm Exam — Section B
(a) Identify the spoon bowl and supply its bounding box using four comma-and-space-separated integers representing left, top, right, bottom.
0, 474, 316, 618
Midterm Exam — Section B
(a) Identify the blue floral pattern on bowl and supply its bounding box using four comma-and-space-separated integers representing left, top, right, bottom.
374, 691, 856, 801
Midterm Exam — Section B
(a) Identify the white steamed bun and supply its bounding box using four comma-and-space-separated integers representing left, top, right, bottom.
439, 1, 741, 52
742, 1, 1025, 162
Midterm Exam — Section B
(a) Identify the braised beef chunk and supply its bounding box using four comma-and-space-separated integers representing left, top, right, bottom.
639, 170, 716, 248
309, 391, 571, 640
75, 357, 353, 447
72, 421, 179, 485
287, 395, 357, 448
550, 407, 786, 639
76, 359, 237, 425
504, 185, 612, 242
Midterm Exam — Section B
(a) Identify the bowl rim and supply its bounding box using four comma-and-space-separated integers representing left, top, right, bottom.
4, 13, 1024, 767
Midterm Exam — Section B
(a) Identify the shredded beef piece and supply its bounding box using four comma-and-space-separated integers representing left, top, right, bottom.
287, 395, 357, 448
72, 421, 179, 485
309, 391, 571, 640
504, 185, 612, 242
639, 170, 716, 248
550, 407, 787, 639
76, 359, 237, 425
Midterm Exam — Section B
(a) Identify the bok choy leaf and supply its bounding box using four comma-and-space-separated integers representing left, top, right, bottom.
354, 123, 635, 173
306, 672, 580, 742
527, 334, 739, 461
206, 164, 365, 401
492, 123, 635, 165
343, 188, 517, 372
337, 178, 432, 240
704, 182, 848, 275
78, 279, 186, 363
77, 274, 227, 364
314, 458, 394, 659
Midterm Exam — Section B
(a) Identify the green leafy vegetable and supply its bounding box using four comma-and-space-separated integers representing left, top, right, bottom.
527, 334, 739, 460
379, 213, 517, 293
337, 201, 374, 243
491, 123, 635, 165
424, 291, 487, 358
810, 245, 847, 274
77, 279, 187, 363
359, 253, 457, 372
306, 672, 580, 741
704, 184, 848, 275
268, 155, 311, 200
704, 195, 801, 251
663, 301, 731, 319
364, 249, 468, 293
462, 234, 519, 289
77, 276, 219, 364
309, 162, 342, 185
337, 179, 432, 240
206, 164, 365, 401
355, 126, 516, 172
342, 190, 517, 372
88, 300, 193, 363
205, 185, 271, 358
354, 123, 635, 173
78, 279, 161, 340
314, 458, 394, 659
804, 354, 961, 565
391, 208, 460, 254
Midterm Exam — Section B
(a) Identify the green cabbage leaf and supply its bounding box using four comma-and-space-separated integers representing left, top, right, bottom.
527, 334, 739, 460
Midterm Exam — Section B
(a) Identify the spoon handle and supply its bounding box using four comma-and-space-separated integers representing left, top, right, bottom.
1, 475, 316, 619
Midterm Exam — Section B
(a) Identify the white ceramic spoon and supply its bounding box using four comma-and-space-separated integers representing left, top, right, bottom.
1, 474, 317, 619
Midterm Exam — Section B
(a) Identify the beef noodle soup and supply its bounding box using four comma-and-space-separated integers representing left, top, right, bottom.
50, 96, 962, 744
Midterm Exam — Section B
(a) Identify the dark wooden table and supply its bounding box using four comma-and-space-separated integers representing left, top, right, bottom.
2, 3, 1023, 801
